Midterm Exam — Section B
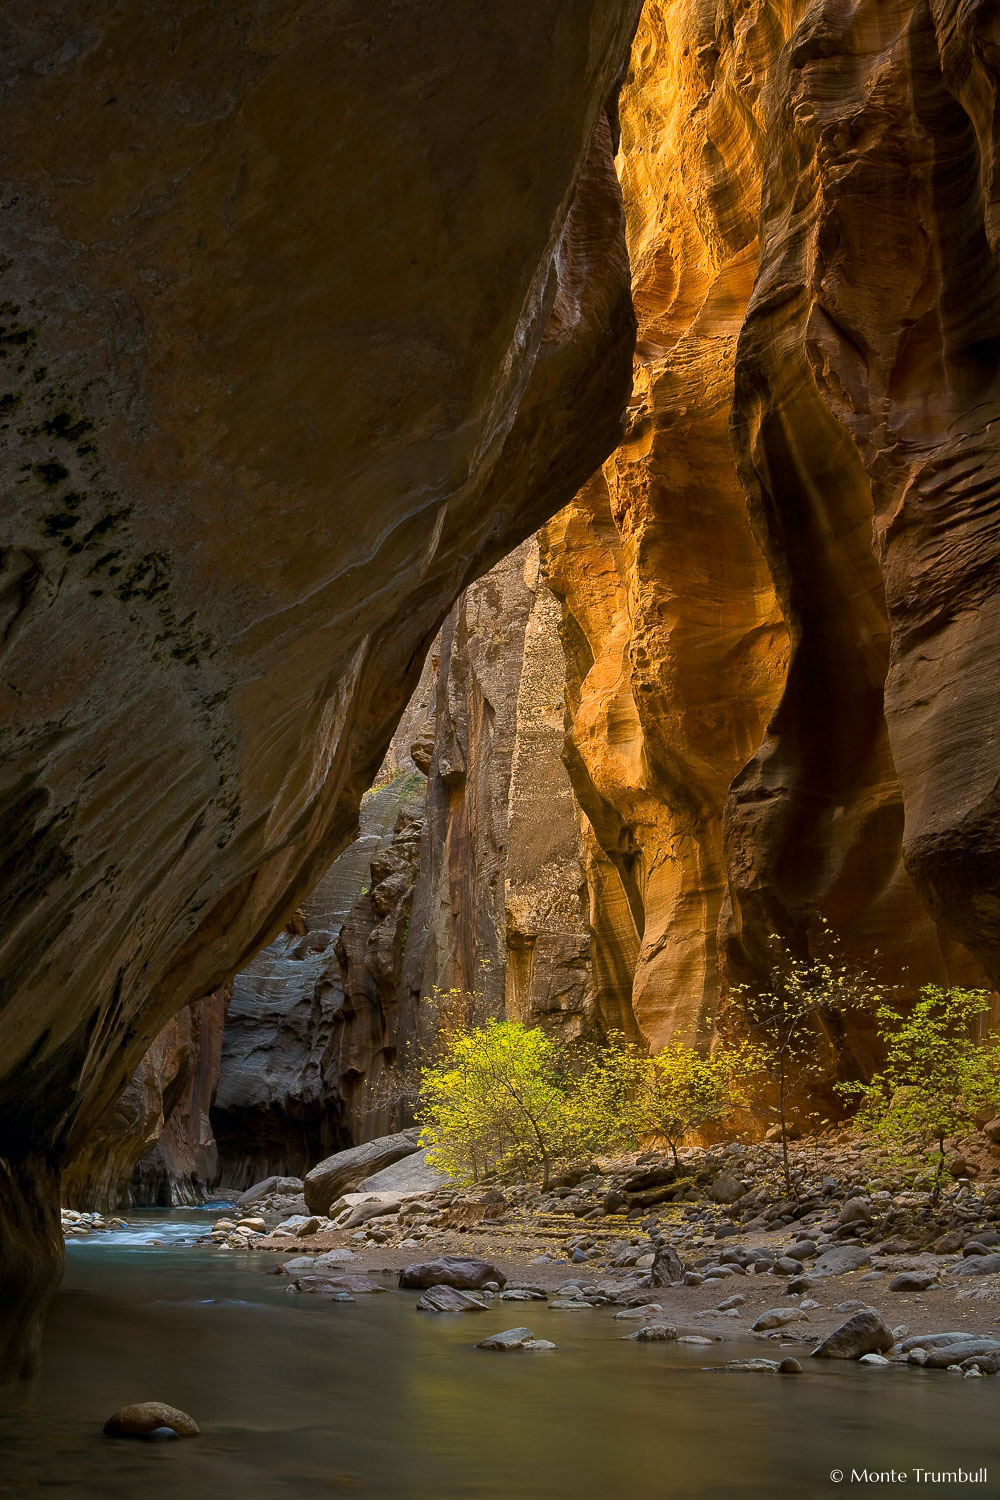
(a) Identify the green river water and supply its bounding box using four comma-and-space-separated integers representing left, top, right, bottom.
0, 1210, 996, 1499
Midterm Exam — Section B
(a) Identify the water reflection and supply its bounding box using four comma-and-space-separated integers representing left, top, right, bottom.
0, 1210, 995, 1498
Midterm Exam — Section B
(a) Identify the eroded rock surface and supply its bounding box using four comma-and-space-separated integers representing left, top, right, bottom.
0, 1, 641, 1375
541, 0, 1000, 1051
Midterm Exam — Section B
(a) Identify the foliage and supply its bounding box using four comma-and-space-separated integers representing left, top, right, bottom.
638, 1040, 736, 1165
837, 985, 1000, 1201
717, 922, 885, 1193
560, 1033, 646, 1158
418, 1019, 569, 1188
417, 1021, 756, 1185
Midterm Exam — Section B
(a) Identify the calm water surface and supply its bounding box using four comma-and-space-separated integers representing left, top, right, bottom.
0, 1210, 996, 1499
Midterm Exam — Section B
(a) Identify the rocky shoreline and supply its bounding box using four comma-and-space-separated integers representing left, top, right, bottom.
168, 1128, 1000, 1376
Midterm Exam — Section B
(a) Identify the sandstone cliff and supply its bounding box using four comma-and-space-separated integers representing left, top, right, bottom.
60, 987, 228, 1211
0, 3, 641, 1376
542, 0, 999, 1056
214, 540, 595, 1179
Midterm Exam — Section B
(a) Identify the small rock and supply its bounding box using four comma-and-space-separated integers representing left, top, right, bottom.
933, 1229, 965, 1255
779, 1358, 802, 1374
676, 1334, 715, 1345
631, 1325, 678, 1341
416, 1285, 489, 1313
104, 1403, 200, 1439
752, 1307, 803, 1332
858, 1353, 890, 1367
614, 1303, 663, 1321
837, 1199, 872, 1228
908, 1349, 928, 1365
773, 1257, 802, 1276
717, 1294, 745, 1311
477, 1327, 536, 1350
521, 1339, 557, 1351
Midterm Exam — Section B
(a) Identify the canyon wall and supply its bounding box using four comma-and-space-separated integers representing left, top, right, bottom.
0, 1, 641, 1375
61, 988, 229, 1211
212, 540, 596, 1183
541, 0, 1000, 1056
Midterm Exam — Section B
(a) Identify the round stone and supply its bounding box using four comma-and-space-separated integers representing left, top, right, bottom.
103, 1402, 200, 1439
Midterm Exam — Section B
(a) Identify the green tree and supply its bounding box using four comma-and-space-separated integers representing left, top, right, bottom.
638, 1040, 733, 1165
561, 1033, 645, 1159
418, 1019, 568, 1188
839, 986, 1000, 1202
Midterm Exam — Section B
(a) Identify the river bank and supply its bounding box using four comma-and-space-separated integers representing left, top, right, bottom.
2, 1206, 997, 1499
214, 1130, 1000, 1363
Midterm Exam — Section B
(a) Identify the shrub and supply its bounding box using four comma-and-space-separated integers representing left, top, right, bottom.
838, 985, 1000, 1201
716, 924, 885, 1193
418, 1019, 569, 1188
638, 1040, 734, 1165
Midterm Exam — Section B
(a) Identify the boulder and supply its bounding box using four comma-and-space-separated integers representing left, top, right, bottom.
650, 1244, 685, 1287
924, 1337, 1000, 1369
811, 1311, 894, 1360
889, 1272, 937, 1292
811, 1246, 871, 1278
631, 1325, 678, 1341
236, 1176, 303, 1208
291, 1274, 384, 1295
416, 1285, 489, 1313
104, 1403, 200, 1439
710, 1170, 744, 1205
303, 1131, 421, 1213
900, 1332, 971, 1352
837, 1198, 872, 1227
932, 1229, 965, 1254
399, 1256, 507, 1291
360, 1149, 450, 1197
950, 1253, 1000, 1277
982, 1118, 1000, 1145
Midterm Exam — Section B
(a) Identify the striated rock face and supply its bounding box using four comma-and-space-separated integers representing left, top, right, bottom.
212, 764, 428, 1187
222, 540, 597, 1173
62, 988, 229, 1211
542, 0, 1000, 1052
403, 540, 595, 1040
0, 2, 641, 1375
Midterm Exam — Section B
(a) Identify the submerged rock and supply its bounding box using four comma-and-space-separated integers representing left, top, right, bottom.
103, 1403, 200, 1439
416, 1285, 489, 1313
476, 1327, 537, 1350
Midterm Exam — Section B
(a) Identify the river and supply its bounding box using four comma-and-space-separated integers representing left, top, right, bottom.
0, 1210, 994, 1498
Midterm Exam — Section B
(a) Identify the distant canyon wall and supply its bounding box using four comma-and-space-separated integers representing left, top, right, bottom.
207, 540, 597, 1187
